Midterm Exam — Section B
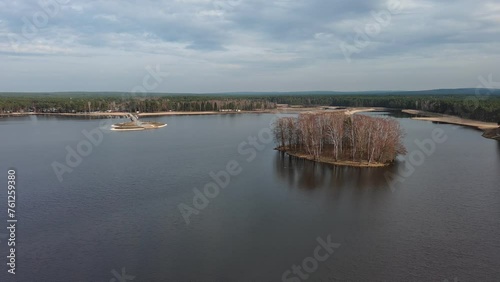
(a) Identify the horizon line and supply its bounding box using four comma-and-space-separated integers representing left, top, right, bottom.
0, 87, 499, 95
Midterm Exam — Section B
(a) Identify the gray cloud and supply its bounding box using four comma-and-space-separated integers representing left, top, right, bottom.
0, 0, 499, 92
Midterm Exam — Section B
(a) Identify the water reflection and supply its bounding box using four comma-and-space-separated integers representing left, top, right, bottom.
274, 152, 401, 191
362, 110, 413, 119
497, 141, 500, 158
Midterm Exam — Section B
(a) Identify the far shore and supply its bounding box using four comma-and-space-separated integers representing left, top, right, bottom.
3, 107, 497, 140
2, 107, 494, 133
0, 106, 385, 118
0, 111, 256, 117
402, 109, 499, 141
277, 149, 390, 168
402, 109, 498, 130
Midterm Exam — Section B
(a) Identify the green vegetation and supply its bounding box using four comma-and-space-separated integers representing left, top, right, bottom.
0, 95, 275, 113
0, 91, 499, 122
268, 94, 500, 122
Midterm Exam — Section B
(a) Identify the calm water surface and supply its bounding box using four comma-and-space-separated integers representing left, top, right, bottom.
0, 113, 499, 281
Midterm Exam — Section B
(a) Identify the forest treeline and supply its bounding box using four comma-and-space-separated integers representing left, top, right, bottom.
268, 94, 500, 122
273, 112, 407, 165
0, 93, 499, 122
0, 95, 276, 113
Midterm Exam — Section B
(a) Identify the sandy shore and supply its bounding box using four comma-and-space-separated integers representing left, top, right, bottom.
0, 111, 262, 118
138, 111, 251, 117
344, 107, 379, 115
402, 109, 498, 130
413, 117, 498, 130
278, 149, 390, 168
0, 107, 385, 118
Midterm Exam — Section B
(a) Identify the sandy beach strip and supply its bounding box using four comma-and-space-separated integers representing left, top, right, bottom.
137, 111, 252, 117
0, 111, 259, 118
402, 109, 498, 130
0, 107, 407, 118
344, 107, 378, 115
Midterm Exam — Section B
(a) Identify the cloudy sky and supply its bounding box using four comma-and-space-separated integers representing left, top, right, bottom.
1, 0, 499, 92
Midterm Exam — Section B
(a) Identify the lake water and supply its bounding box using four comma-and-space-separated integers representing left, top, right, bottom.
0, 112, 499, 281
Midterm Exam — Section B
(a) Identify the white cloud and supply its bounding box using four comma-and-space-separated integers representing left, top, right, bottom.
0, 0, 499, 92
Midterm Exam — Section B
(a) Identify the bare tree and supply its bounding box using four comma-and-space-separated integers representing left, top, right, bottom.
273, 112, 406, 165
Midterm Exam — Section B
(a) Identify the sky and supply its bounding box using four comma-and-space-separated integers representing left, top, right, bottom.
0, 0, 499, 93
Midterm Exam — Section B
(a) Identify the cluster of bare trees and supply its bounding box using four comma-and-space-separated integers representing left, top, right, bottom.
273, 112, 406, 164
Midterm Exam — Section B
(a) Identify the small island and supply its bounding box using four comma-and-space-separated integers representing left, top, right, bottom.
112, 113, 167, 131
273, 112, 406, 167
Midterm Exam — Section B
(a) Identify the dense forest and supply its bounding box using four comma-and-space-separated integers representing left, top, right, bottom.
0, 92, 499, 122
0, 95, 276, 113
273, 112, 407, 165
268, 94, 500, 122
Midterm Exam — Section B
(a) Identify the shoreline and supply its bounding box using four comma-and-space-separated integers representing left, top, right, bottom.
277, 148, 391, 168
4, 107, 496, 140
0, 107, 384, 118
0, 110, 277, 118
402, 109, 498, 130
111, 122, 167, 131
4, 107, 497, 140
402, 109, 499, 141
0, 111, 258, 118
